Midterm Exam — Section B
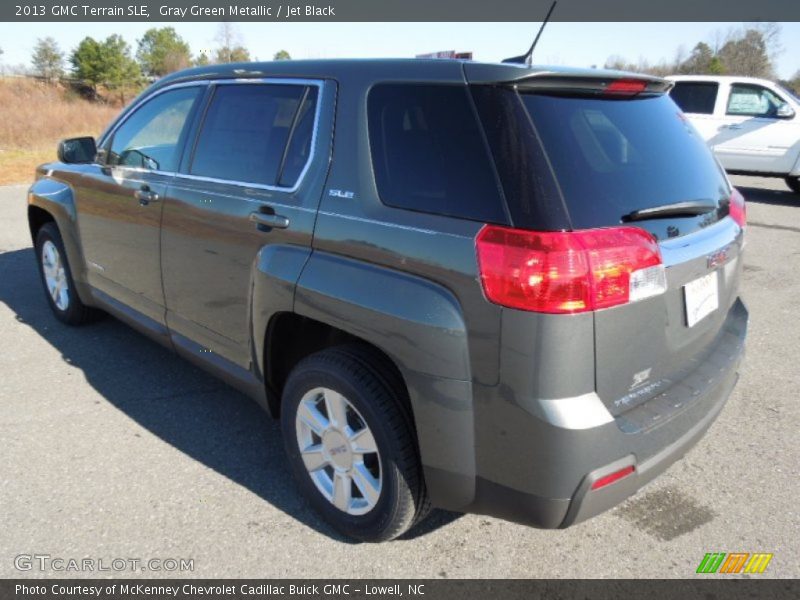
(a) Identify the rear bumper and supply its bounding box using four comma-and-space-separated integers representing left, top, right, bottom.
460, 297, 747, 528
561, 365, 737, 527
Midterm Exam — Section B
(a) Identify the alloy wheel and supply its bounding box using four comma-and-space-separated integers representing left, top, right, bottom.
41, 240, 69, 311
295, 387, 382, 515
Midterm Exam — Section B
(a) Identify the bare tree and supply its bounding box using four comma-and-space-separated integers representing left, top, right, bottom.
787, 70, 800, 95
717, 28, 774, 78
672, 44, 688, 72
213, 23, 251, 63
32, 37, 64, 83
604, 24, 785, 80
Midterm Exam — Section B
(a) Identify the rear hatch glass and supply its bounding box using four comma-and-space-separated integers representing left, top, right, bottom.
474, 85, 743, 418
519, 92, 730, 240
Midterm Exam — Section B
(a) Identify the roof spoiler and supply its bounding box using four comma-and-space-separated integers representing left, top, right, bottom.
510, 74, 674, 96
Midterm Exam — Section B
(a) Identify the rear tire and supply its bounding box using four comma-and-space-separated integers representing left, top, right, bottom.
34, 223, 97, 325
281, 345, 429, 542
786, 177, 800, 195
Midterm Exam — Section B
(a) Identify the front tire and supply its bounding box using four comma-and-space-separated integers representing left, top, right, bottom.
785, 177, 800, 195
34, 223, 96, 325
281, 345, 428, 542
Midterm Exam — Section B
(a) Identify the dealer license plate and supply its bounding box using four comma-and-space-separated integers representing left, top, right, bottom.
684, 270, 719, 327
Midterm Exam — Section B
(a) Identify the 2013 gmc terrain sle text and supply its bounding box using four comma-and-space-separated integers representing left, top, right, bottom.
27, 59, 747, 542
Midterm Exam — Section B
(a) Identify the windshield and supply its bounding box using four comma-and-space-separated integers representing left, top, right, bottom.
519, 93, 730, 237
777, 84, 800, 104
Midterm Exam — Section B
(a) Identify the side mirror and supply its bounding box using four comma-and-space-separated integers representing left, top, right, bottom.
57, 137, 97, 164
776, 104, 795, 119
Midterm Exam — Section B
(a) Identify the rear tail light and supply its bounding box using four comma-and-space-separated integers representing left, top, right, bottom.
728, 187, 746, 228
475, 225, 666, 314
591, 465, 635, 490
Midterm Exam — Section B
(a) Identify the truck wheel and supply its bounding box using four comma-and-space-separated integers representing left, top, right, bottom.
281, 345, 428, 542
34, 223, 97, 325
786, 177, 800, 195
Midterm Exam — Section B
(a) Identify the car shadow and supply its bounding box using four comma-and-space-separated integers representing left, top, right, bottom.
736, 184, 799, 208
0, 246, 462, 543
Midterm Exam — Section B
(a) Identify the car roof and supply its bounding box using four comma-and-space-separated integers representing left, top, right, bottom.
666, 74, 778, 86
153, 58, 664, 90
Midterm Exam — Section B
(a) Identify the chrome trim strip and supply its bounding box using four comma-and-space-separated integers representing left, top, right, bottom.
316, 211, 474, 239
99, 78, 325, 194
659, 217, 741, 268
536, 393, 615, 430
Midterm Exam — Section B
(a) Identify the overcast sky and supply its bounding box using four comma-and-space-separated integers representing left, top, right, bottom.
1, 22, 798, 79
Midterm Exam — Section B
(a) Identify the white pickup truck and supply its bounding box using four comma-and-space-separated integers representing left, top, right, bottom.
667, 75, 800, 194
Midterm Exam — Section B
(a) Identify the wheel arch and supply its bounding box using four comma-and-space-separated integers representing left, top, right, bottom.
260, 251, 477, 511
28, 177, 94, 305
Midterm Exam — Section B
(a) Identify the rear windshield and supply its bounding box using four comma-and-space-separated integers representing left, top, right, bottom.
518, 93, 730, 234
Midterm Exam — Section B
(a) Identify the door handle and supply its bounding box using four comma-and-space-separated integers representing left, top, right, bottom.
135, 187, 160, 206
719, 124, 743, 131
249, 211, 290, 230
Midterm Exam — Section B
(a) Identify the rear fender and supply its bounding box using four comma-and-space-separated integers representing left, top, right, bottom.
293, 251, 477, 510
251, 244, 314, 382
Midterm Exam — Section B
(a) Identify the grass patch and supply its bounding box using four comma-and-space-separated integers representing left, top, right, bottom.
0, 77, 122, 185
0, 149, 56, 185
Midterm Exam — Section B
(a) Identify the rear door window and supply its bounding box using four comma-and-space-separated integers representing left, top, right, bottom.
367, 84, 507, 224
278, 87, 319, 187
669, 81, 719, 115
189, 84, 310, 186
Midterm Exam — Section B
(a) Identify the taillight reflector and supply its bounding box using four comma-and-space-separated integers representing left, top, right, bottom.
591, 465, 635, 490
476, 225, 666, 314
729, 187, 746, 228
604, 78, 648, 96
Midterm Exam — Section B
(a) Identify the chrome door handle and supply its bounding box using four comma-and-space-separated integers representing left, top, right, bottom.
250, 211, 290, 230
135, 188, 160, 206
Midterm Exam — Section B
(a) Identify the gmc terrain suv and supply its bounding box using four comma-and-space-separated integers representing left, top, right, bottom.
28, 60, 748, 542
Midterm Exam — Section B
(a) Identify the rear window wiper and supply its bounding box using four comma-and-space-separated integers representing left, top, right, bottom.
621, 200, 717, 222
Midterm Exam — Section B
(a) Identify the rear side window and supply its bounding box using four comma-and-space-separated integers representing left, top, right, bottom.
190, 84, 310, 187
669, 81, 718, 115
367, 84, 507, 224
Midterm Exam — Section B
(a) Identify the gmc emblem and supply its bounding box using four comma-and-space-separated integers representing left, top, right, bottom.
707, 247, 729, 269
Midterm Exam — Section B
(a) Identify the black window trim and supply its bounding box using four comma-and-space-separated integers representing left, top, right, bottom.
179, 78, 323, 192
726, 82, 788, 118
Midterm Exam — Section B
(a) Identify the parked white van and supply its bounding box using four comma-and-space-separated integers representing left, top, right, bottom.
667, 75, 800, 194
